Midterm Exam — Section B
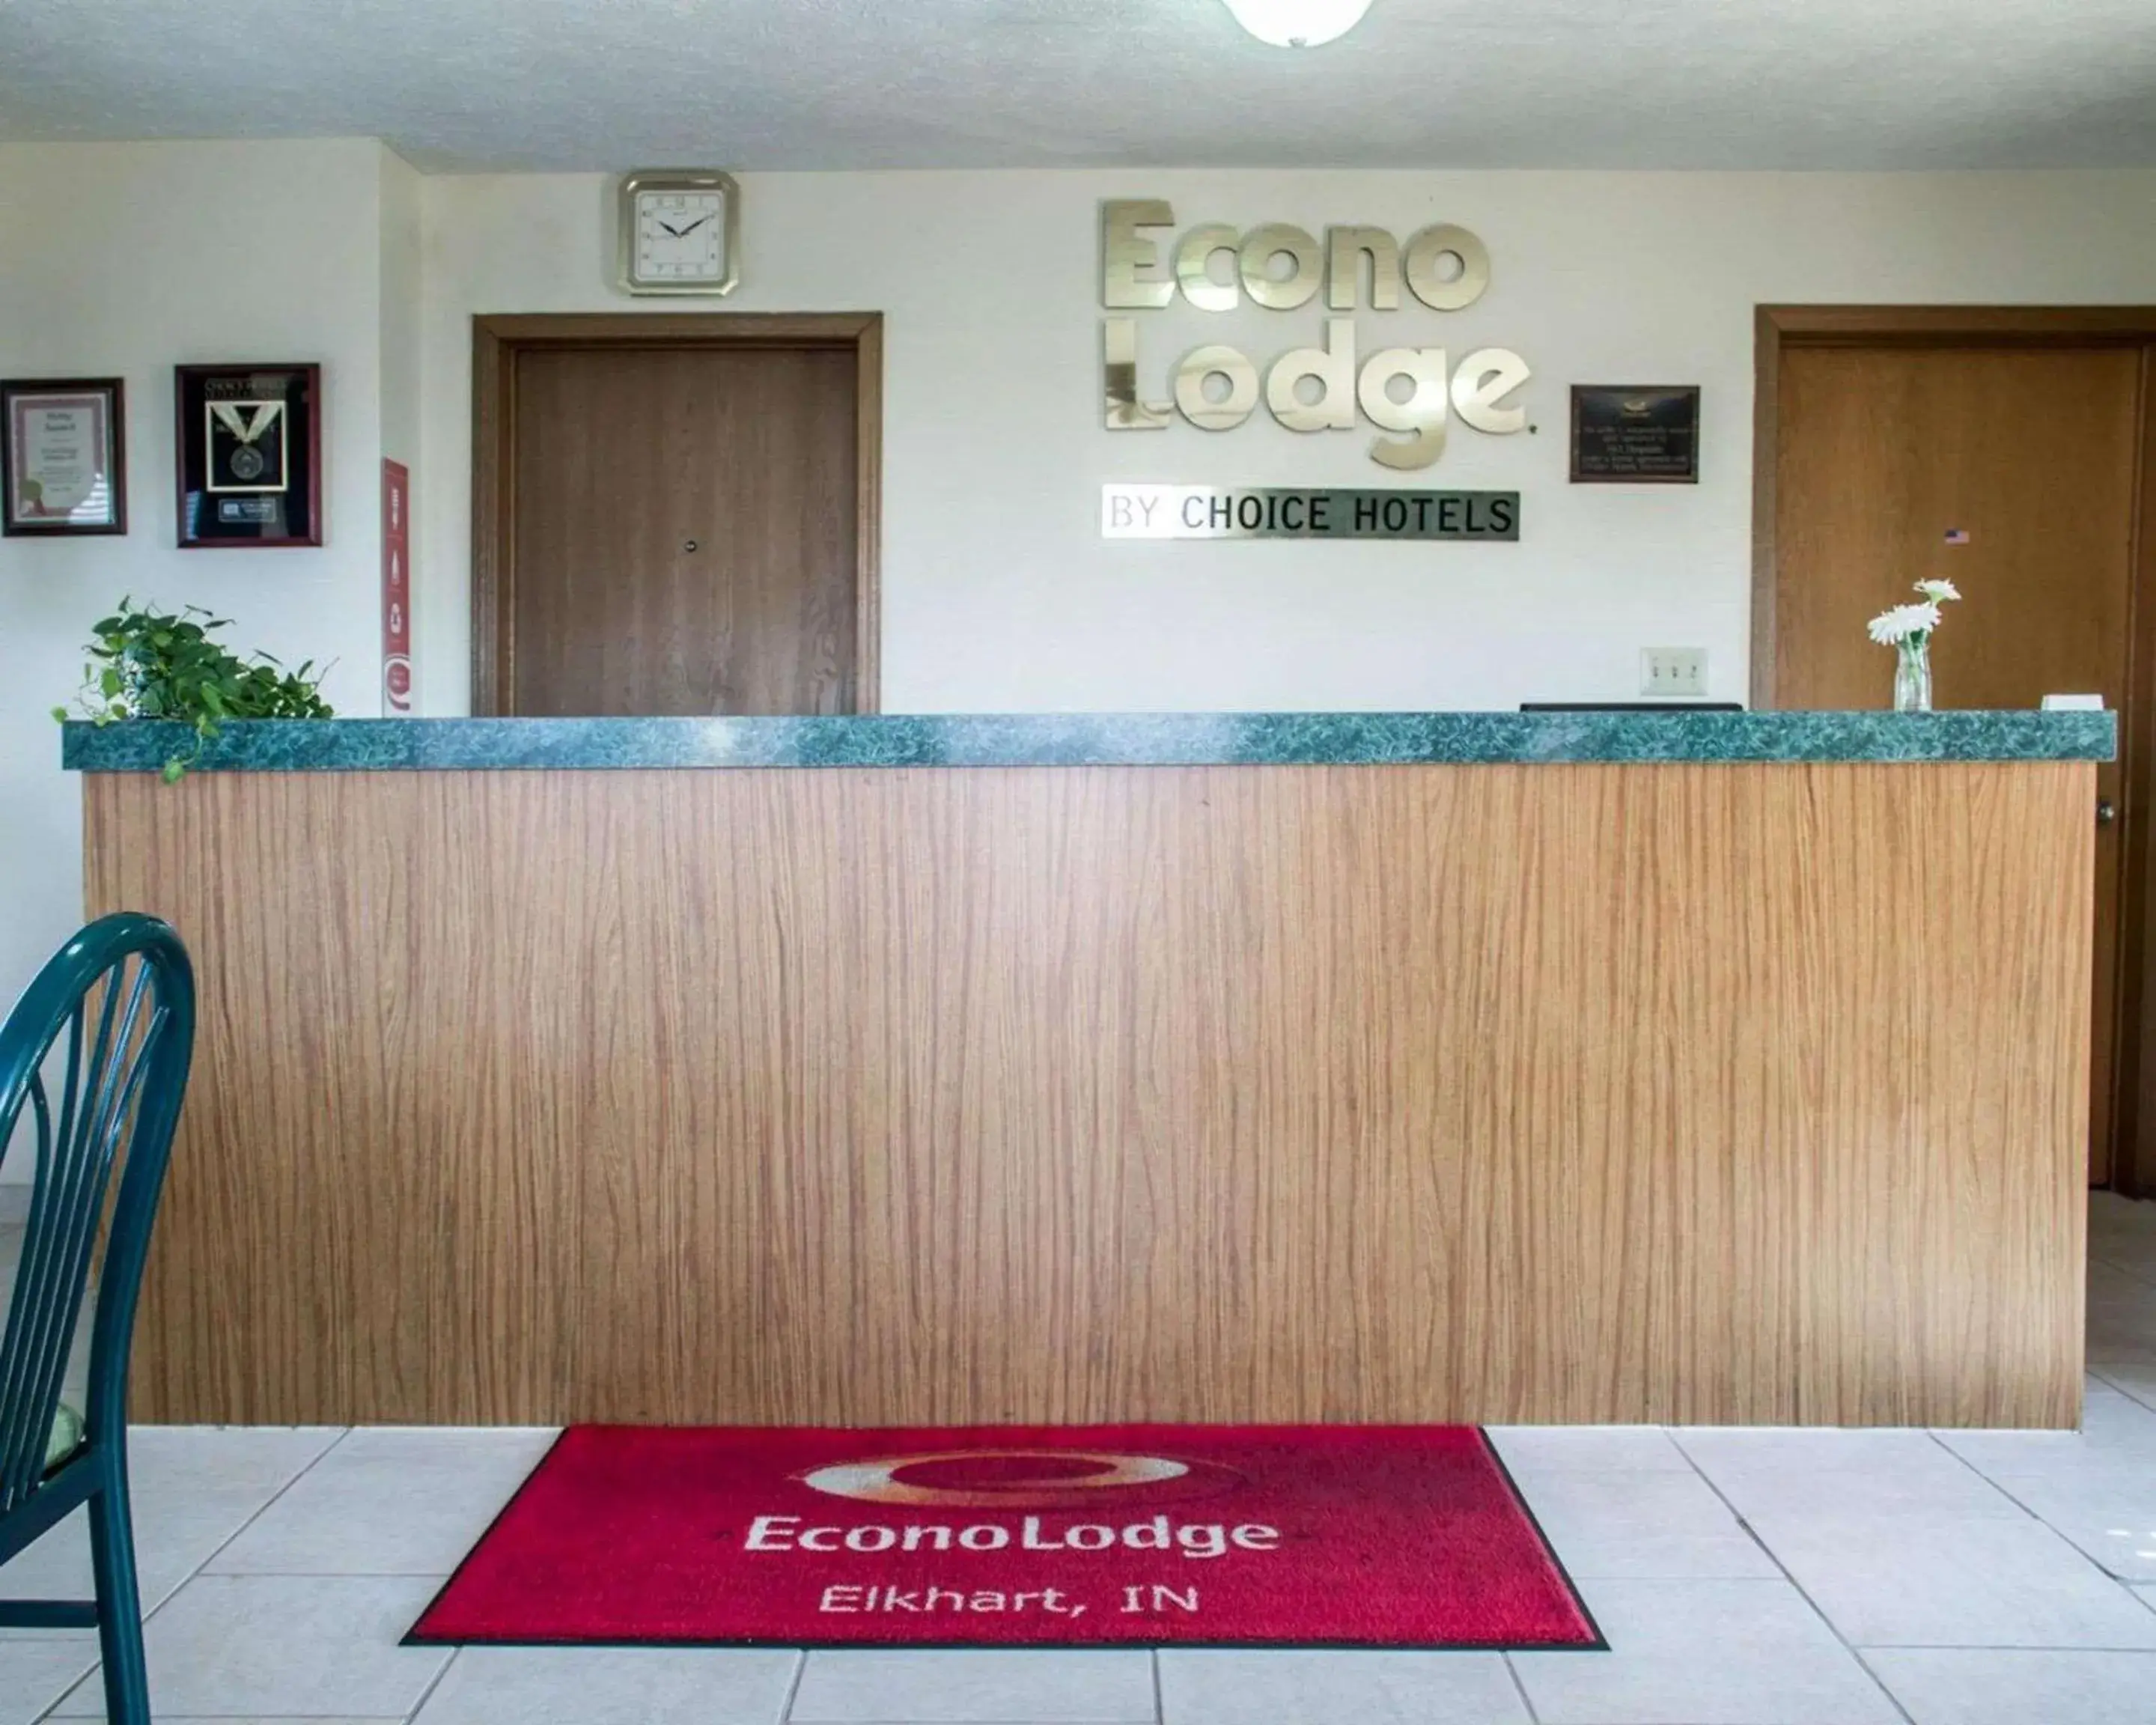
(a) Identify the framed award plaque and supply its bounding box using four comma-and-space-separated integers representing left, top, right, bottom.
175, 362, 323, 547
1569, 385, 1701, 484
1, 377, 127, 535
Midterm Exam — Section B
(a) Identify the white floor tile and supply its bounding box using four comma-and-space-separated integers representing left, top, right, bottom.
1508, 1578, 1901, 1725
791, 1649, 1157, 1722
2092, 1363, 2156, 1411
2089, 1228, 2156, 1253
1483, 1427, 1691, 1473
1864, 1648, 2156, 1724
0, 1426, 344, 1619
2087, 1261, 2156, 1301
2086, 1318, 2156, 1360
1934, 1387, 2156, 1479
208, 1427, 557, 1576
0, 1639, 99, 1725
1983, 1467, 2156, 1581
1514, 1470, 1780, 1579
2089, 1192, 2156, 1225
2086, 1259, 2156, 1295
1745, 1512, 2156, 1648
1158, 1649, 1530, 1724
2089, 1306, 2153, 1341
1675, 1429, 2021, 1521
49, 1574, 451, 1718
1673, 1426, 1949, 1476
3, 1187, 2151, 1723
2086, 1336, 2156, 1366
412, 1645, 800, 1725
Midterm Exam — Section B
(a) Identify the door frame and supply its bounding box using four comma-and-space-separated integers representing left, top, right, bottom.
471, 311, 884, 715
1752, 305, 2156, 1196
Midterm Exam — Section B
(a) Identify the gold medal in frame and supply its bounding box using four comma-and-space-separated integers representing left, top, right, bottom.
205, 398, 289, 493
176, 363, 322, 547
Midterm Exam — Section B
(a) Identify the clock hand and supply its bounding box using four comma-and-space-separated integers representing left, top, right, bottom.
657, 219, 684, 237
674, 213, 713, 237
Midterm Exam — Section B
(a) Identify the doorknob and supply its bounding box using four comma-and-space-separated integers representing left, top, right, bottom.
2097, 798, 2117, 826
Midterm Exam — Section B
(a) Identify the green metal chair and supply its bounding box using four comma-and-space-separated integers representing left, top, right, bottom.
0, 915, 195, 1724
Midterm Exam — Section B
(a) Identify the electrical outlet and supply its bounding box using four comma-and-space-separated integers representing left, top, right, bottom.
1641, 648, 1708, 699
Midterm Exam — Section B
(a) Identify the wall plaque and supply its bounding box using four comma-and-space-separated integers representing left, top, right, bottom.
2, 377, 126, 535
1103, 484, 1518, 541
1569, 385, 1699, 484
175, 362, 323, 547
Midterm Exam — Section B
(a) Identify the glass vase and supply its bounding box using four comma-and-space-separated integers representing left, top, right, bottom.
1893, 637, 1932, 713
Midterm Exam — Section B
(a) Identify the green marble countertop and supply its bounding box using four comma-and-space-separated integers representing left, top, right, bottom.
60, 711, 2116, 771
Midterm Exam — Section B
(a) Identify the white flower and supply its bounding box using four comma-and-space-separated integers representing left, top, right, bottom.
1915, 578, 1961, 603
1868, 602, 1941, 645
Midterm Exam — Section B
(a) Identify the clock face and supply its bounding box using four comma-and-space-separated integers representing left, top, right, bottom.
629, 186, 731, 290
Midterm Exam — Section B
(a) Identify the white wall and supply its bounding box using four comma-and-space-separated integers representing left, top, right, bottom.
380, 149, 424, 480
418, 168, 2156, 717
0, 139, 403, 1095
6, 152, 2156, 1106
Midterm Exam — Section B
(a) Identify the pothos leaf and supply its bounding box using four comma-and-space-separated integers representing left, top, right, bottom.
55, 597, 334, 781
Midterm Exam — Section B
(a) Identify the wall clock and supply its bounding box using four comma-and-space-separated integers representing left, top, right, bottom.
618, 170, 740, 296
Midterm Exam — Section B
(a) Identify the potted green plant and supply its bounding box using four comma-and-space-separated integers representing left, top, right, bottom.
54, 599, 332, 781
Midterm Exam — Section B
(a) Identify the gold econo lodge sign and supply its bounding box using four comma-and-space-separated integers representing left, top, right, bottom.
1100, 201, 1531, 471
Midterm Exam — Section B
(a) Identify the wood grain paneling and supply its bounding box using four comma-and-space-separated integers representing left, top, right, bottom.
85, 762, 2092, 1428
1770, 344, 2141, 1183
1751, 305, 2156, 1199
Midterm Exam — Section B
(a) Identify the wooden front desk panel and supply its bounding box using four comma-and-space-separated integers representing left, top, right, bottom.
85, 761, 2092, 1428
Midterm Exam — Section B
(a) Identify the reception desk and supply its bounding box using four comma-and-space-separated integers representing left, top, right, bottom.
66, 710, 2112, 1429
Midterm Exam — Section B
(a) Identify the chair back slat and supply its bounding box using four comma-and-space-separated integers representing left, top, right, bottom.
0, 918, 193, 1517
5, 976, 142, 1391
0, 997, 162, 1497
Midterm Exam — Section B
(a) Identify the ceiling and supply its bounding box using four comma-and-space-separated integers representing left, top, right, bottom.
3, 0, 2153, 172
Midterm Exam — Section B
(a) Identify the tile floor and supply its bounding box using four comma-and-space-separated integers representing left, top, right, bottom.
4, 1195, 2156, 1723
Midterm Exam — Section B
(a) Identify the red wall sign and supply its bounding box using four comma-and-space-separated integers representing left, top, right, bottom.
381, 459, 412, 714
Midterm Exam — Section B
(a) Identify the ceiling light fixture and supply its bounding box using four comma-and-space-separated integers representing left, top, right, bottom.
1219, 0, 1374, 49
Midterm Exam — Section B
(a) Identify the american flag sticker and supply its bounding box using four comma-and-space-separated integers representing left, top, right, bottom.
1944, 528, 1971, 544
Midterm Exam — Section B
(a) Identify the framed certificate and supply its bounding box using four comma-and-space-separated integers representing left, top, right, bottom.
1, 377, 127, 535
175, 363, 323, 547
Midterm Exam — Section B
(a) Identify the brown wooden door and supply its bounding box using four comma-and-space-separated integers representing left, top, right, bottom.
507, 344, 859, 715
1773, 343, 2143, 1182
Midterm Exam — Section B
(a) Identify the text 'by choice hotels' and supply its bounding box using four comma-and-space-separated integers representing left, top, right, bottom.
1102, 484, 1520, 541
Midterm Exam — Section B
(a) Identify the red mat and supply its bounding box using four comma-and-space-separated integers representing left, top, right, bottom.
406, 1425, 1601, 1649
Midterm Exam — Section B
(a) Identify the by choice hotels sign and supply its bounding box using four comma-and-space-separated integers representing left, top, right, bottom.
1099, 200, 1528, 540
1103, 484, 1517, 541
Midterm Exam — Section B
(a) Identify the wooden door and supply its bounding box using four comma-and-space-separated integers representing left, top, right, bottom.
505, 344, 860, 716
1773, 343, 2143, 1181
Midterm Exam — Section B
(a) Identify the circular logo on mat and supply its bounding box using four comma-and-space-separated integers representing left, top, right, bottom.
797, 1449, 1241, 1509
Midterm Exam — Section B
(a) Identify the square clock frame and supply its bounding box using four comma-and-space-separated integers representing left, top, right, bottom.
618, 171, 740, 296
